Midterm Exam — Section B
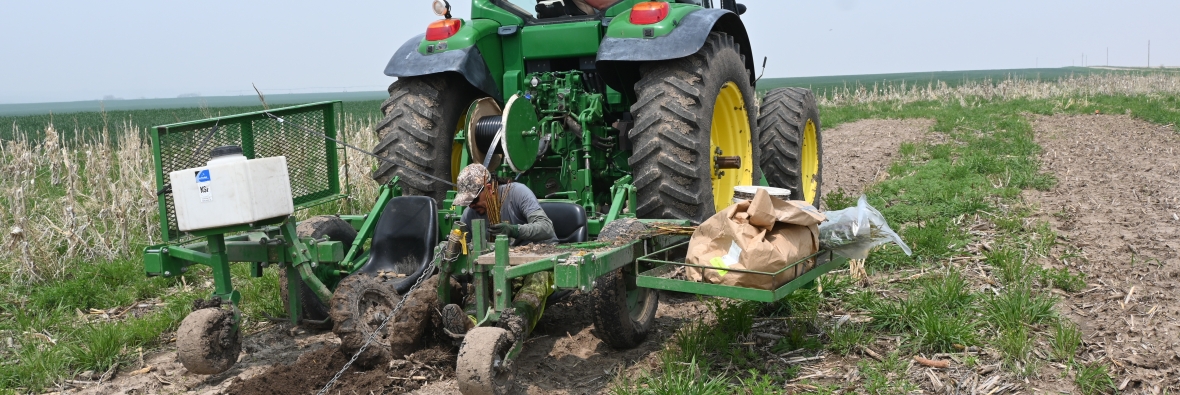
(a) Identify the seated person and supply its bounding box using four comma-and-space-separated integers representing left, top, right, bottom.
444, 163, 556, 340
456, 163, 557, 246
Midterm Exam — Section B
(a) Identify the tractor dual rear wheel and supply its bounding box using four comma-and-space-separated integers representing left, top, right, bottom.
373, 74, 485, 202
629, 32, 759, 222
757, 87, 823, 206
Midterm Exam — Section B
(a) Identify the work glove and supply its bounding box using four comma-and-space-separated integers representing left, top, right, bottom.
489, 221, 519, 238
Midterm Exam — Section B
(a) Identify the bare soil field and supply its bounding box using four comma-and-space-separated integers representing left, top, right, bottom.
60, 118, 951, 394
1024, 114, 1180, 392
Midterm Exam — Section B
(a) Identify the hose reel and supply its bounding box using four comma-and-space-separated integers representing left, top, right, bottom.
464, 95, 541, 173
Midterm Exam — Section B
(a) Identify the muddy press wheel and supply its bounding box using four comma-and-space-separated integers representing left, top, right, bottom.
329, 273, 401, 367
456, 327, 515, 395
589, 218, 659, 349
589, 266, 659, 349
177, 308, 241, 375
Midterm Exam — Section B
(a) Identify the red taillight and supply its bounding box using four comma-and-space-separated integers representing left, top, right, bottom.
426, 19, 462, 41
629, 2, 670, 25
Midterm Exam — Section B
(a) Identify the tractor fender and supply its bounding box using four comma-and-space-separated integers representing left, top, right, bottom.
384, 33, 501, 98
596, 8, 756, 94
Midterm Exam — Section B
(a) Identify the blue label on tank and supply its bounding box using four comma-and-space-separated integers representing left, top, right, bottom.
196, 169, 211, 183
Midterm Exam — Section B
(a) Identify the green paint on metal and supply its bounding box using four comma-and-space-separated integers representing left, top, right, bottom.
520, 21, 601, 59
501, 94, 541, 171
285, 263, 303, 325
493, 235, 512, 314
636, 251, 849, 303
503, 255, 563, 279
341, 183, 395, 272
280, 220, 333, 303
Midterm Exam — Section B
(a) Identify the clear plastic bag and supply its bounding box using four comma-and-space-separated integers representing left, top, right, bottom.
819, 195, 912, 260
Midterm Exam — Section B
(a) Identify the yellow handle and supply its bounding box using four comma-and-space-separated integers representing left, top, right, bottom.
452, 228, 468, 255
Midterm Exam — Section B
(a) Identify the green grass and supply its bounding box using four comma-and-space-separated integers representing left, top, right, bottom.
614, 88, 1178, 392
0, 260, 285, 391
1075, 362, 1117, 395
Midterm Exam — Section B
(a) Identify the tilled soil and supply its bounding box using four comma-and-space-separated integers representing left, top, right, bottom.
67, 118, 940, 394
1024, 114, 1180, 391
818, 118, 940, 204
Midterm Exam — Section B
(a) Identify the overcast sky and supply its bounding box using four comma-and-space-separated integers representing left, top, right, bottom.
1, 0, 1176, 104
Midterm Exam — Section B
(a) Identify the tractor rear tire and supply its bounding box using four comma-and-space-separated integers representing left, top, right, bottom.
280, 216, 358, 329
757, 87, 824, 206
373, 74, 484, 203
629, 32, 759, 222
330, 273, 400, 368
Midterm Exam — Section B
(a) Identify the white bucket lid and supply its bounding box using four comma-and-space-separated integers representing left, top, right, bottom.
732, 185, 792, 202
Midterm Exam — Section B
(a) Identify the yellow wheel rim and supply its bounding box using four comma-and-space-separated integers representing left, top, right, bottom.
709, 82, 754, 212
801, 119, 819, 204
450, 111, 469, 184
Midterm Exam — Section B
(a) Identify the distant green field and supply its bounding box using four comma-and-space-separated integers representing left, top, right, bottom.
0, 67, 1141, 142
0, 100, 387, 143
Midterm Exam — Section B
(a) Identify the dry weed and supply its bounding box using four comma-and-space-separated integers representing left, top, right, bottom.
814, 72, 1180, 106
0, 113, 382, 284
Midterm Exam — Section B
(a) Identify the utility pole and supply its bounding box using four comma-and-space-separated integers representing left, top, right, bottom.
1148, 40, 1151, 68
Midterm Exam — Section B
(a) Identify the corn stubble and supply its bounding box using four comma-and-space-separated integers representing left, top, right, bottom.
0, 114, 383, 284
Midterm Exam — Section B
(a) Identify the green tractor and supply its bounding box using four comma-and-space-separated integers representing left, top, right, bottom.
143, 0, 827, 393
376, 0, 823, 222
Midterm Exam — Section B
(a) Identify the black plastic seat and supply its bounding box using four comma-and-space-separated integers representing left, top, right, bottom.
539, 202, 588, 244
357, 196, 438, 295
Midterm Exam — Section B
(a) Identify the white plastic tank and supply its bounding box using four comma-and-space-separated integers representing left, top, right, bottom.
170, 145, 294, 231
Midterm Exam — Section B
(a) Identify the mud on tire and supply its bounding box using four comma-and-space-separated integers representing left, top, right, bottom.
628, 32, 759, 222
456, 327, 515, 395
177, 308, 240, 375
329, 274, 401, 368
373, 74, 484, 203
757, 87, 823, 205
589, 224, 659, 350
280, 216, 358, 329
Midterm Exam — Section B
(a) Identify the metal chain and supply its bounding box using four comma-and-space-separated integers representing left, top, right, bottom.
316, 244, 445, 395
263, 112, 456, 187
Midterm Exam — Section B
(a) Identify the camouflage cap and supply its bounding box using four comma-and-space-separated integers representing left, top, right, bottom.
453, 163, 491, 206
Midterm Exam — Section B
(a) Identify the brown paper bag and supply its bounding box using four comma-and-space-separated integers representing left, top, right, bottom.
685, 188, 825, 290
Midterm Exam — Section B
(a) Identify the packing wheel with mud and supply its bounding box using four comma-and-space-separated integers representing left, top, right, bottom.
757, 87, 823, 205
590, 218, 659, 349
629, 32, 760, 222
372, 74, 487, 202
456, 327, 515, 395
280, 215, 359, 329
176, 307, 240, 375
329, 273, 401, 367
